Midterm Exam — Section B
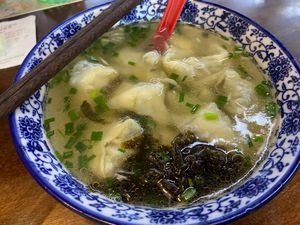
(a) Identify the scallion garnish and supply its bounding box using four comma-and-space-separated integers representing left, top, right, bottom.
69, 87, 77, 95
215, 95, 228, 108
129, 75, 139, 82
47, 130, 54, 138
185, 102, 194, 108
253, 135, 264, 142
78, 154, 96, 169
57, 129, 65, 137
180, 187, 197, 202
75, 141, 88, 153
64, 161, 73, 169
188, 178, 194, 187
65, 122, 74, 135
237, 65, 253, 80
191, 104, 200, 114
179, 91, 185, 103
94, 95, 109, 113
90, 90, 98, 99
202, 32, 209, 38
91, 131, 103, 141
63, 96, 71, 112
65, 137, 77, 149
169, 73, 179, 81
204, 112, 219, 120
85, 55, 100, 63
255, 82, 271, 97
54, 151, 63, 162
265, 101, 277, 118
44, 117, 55, 131
47, 97, 52, 104
221, 35, 230, 41
118, 148, 126, 153
128, 61, 136, 66
63, 151, 73, 159
68, 110, 80, 122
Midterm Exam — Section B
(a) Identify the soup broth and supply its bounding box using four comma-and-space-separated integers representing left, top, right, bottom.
44, 23, 278, 207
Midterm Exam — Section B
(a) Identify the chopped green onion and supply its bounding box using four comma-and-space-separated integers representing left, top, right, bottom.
46, 130, 55, 138
129, 75, 139, 82
44, 117, 55, 131
76, 123, 87, 132
185, 102, 194, 108
180, 187, 197, 201
221, 35, 230, 41
118, 148, 126, 153
169, 73, 179, 81
253, 135, 264, 143
65, 122, 74, 135
191, 104, 200, 114
215, 95, 228, 108
61, 71, 70, 83
90, 90, 98, 99
68, 110, 80, 122
57, 129, 65, 137
222, 45, 228, 50
75, 142, 87, 153
159, 152, 170, 162
237, 65, 253, 80
228, 46, 249, 59
188, 178, 194, 187
85, 55, 100, 63
47, 97, 52, 104
65, 137, 77, 149
63, 151, 73, 159
265, 101, 277, 118
94, 96, 109, 113
91, 131, 103, 141
128, 61, 136, 66
202, 32, 209, 38
246, 135, 253, 148
54, 151, 63, 162
179, 91, 185, 103
64, 161, 73, 169
182, 75, 188, 82
255, 82, 271, 97
69, 87, 77, 95
204, 112, 219, 120
63, 96, 71, 112
78, 154, 96, 169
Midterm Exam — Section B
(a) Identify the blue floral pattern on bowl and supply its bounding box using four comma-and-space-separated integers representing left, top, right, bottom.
10, 0, 300, 224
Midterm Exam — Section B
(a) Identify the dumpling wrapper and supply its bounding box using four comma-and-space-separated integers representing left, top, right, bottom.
109, 82, 171, 125
221, 69, 256, 115
89, 118, 143, 178
176, 103, 235, 145
70, 60, 118, 101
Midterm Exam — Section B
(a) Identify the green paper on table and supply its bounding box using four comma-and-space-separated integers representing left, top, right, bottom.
0, 0, 82, 20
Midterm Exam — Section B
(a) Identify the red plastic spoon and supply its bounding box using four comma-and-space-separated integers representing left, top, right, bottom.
153, 0, 187, 53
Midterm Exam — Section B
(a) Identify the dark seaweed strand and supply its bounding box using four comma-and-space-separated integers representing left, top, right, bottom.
88, 131, 253, 207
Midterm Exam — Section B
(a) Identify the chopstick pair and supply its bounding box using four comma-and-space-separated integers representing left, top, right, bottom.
0, 0, 142, 119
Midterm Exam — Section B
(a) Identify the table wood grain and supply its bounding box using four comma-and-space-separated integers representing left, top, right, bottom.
0, 0, 299, 224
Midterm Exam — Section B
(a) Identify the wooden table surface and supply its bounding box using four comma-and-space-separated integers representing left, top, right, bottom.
0, 0, 299, 224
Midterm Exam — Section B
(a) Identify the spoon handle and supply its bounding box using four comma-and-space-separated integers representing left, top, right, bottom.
153, 0, 187, 52
0, 0, 142, 119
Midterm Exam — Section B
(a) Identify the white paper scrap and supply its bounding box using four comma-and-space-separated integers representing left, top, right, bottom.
0, 15, 36, 70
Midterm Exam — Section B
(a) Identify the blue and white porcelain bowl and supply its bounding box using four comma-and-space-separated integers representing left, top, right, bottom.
10, 0, 300, 224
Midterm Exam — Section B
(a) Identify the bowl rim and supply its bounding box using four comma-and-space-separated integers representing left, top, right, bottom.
9, 0, 300, 224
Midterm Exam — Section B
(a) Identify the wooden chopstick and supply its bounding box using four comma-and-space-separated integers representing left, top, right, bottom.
0, 0, 142, 119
